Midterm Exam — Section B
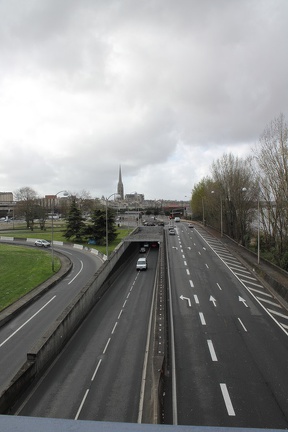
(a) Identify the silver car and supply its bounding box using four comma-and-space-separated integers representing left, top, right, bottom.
35, 239, 51, 248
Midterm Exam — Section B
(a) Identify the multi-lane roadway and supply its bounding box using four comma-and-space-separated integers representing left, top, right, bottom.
13, 247, 159, 422
2, 222, 288, 429
165, 223, 288, 428
0, 244, 102, 391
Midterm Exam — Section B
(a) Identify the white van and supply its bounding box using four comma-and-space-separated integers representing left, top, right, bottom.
174, 217, 180, 222
136, 257, 147, 271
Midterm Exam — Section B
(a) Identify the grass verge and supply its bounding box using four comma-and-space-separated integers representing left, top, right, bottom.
0, 226, 133, 311
0, 244, 60, 312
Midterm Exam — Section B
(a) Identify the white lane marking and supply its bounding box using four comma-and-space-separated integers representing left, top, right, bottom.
233, 272, 257, 281
122, 300, 127, 308
281, 322, 288, 330
0, 296, 56, 348
199, 312, 206, 325
111, 322, 118, 334
257, 297, 282, 308
249, 288, 272, 297
217, 283, 222, 290
207, 340, 218, 361
189, 280, 194, 288
195, 228, 288, 336
239, 296, 248, 307
75, 389, 89, 420
184, 261, 187, 266
205, 263, 209, 269
186, 269, 190, 275
209, 296, 217, 307
91, 359, 102, 381
267, 309, 288, 319
180, 295, 191, 307
68, 260, 84, 285
103, 338, 111, 354
220, 383, 236, 416
194, 295, 199, 304
241, 280, 263, 288
238, 318, 247, 332
118, 310, 123, 319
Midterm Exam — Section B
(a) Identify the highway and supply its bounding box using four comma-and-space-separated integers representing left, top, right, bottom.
13, 247, 159, 422
165, 222, 288, 428
0, 244, 102, 392
3, 222, 288, 428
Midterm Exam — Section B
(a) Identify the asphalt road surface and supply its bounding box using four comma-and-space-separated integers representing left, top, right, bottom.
13, 248, 159, 422
165, 222, 288, 428
0, 244, 101, 392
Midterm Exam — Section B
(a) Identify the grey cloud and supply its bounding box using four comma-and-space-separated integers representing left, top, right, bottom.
0, 0, 287, 199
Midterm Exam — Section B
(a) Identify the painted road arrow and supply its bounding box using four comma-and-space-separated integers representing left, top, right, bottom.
239, 296, 248, 307
180, 295, 191, 307
209, 296, 217, 307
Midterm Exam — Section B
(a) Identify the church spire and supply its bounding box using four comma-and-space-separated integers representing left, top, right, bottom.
117, 165, 124, 199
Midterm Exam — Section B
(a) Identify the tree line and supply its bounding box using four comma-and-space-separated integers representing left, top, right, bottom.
191, 113, 288, 270
11, 191, 117, 245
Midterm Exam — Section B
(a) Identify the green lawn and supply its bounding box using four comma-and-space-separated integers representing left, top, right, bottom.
0, 244, 60, 312
0, 225, 133, 311
1, 224, 134, 255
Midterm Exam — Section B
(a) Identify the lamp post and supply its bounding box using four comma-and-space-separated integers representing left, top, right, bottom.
106, 193, 120, 259
51, 190, 68, 271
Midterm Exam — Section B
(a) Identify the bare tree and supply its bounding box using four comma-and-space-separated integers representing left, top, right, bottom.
254, 113, 288, 262
14, 187, 39, 229
211, 153, 256, 244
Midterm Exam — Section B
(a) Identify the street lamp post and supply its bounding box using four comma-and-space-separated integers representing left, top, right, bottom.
51, 190, 68, 271
106, 193, 120, 259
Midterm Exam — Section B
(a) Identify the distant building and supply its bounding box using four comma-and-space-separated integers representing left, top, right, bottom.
117, 165, 124, 200
0, 192, 15, 218
125, 193, 144, 204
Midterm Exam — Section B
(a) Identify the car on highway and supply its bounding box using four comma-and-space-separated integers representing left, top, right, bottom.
139, 247, 146, 253
136, 257, 147, 270
188, 223, 194, 228
35, 239, 51, 247
169, 229, 176, 235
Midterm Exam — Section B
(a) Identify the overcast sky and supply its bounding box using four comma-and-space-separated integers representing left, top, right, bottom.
0, 0, 287, 201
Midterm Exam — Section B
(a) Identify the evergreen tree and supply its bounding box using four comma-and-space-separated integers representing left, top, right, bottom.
64, 198, 85, 241
85, 208, 117, 245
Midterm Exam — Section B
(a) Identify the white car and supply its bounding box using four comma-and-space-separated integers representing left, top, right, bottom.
136, 257, 147, 270
35, 239, 51, 248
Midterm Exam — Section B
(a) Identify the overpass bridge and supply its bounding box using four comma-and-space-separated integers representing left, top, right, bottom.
124, 226, 164, 244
